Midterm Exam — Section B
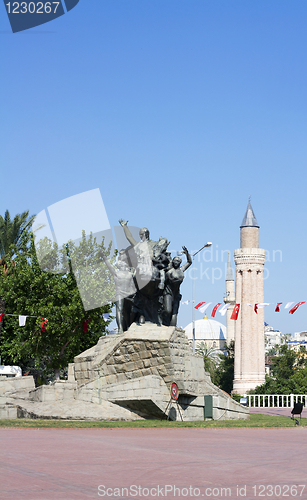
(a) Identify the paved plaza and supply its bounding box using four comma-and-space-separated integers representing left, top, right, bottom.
1, 426, 306, 500
249, 407, 297, 417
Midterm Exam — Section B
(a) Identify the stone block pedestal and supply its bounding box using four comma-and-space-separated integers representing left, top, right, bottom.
1, 324, 249, 421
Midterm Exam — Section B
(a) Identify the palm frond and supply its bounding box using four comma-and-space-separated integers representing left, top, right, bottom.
0, 209, 35, 259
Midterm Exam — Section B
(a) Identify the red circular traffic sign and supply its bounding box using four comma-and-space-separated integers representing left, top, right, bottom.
170, 382, 179, 401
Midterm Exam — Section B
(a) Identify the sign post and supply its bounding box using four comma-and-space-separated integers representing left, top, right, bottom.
165, 382, 183, 421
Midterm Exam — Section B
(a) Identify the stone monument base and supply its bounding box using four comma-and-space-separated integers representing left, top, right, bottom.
233, 374, 266, 396
1, 324, 249, 421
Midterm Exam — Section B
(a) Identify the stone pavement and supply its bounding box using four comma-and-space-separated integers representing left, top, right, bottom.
249, 407, 305, 418
1, 427, 306, 500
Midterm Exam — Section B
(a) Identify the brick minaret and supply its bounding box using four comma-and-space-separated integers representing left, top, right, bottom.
233, 200, 265, 395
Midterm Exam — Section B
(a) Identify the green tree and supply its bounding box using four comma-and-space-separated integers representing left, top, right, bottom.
0, 210, 35, 263
213, 341, 235, 395
252, 344, 307, 395
196, 341, 220, 381
0, 234, 114, 381
289, 366, 307, 393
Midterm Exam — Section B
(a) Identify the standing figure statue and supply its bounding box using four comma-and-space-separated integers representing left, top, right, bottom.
119, 219, 156, 279
100, 251, 136, 334
119, 219, 167, 325
152, 236, 171, 290
163, 246, 192, 326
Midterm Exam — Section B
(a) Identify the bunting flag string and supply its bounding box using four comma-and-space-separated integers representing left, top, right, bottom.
254, 303, 270, 314
5, 313, 39, 318
2, 313, 46, 329
198, 302, 212, 314
19, 315, 27, 327
0, 312, 110, 328
194, 302, 205, 310
289, 302, 306, 315
211, 303, 221, 318
41, 317, 48, 332
230, 304, 240, 320
187, 298, 307, 320
219, 304, 230, 316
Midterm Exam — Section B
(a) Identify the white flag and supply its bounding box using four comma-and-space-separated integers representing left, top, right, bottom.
181, 300, 190, 305
19, 315, 27, 327
285, 302, 294, 309
257, 303, 270, 308
219, 304, 230, 316
199, 302, 212, 313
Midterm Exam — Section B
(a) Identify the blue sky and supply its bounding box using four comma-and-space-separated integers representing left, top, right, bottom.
1, 0, 307, 334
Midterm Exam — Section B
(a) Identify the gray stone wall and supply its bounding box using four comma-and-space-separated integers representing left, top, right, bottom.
74, 324, 208, 397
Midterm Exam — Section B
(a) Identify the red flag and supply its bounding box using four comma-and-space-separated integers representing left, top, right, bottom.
0, 314, 3, 322
211, 303, 221, 318
254, 303, 258, 314
41, 317, 48, 332
195, 302, 205, 310
230, 304, 240, 320
289, 302, 306, 314
275, 302, 282, 312
83, 319, 89, 333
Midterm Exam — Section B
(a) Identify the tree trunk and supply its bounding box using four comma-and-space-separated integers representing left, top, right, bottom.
54, 368, 60, 380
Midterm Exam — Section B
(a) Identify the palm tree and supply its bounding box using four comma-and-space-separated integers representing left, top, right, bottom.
196, 341, 221, 380
0, 210, 35, 267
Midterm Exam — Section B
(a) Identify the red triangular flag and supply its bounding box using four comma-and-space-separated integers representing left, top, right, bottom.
289, 302, 306, 315
275, 302, 282, 312
211, 303, 221, 318
82, 319, 89, 333
195, 302, 205, 310
41, 317, 48, 332
230, 304, 240, 320
254, 303, 258, 314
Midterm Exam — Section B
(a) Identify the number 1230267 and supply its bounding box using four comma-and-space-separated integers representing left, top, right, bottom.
252, 485, 305, 497
5, 2, 60, 14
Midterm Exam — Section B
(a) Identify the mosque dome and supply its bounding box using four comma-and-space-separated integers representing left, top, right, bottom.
184, 315, 226, 343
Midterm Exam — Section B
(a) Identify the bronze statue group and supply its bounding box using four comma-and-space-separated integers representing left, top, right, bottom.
101, 220, 192, 333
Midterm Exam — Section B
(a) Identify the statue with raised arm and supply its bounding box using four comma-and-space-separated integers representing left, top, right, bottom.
118, 219, 156, 276
119, 219, 169, 324
117, 218, 190, 328
163, 246, 192, 326
119, 219, 155, 250
100, 250, 136, 333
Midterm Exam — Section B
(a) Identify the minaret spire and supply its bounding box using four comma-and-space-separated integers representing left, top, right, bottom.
240, 199, 260, 248
241, 198, 259, 228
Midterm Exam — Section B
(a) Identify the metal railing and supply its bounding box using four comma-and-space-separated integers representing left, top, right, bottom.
247, 394, 307, 408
